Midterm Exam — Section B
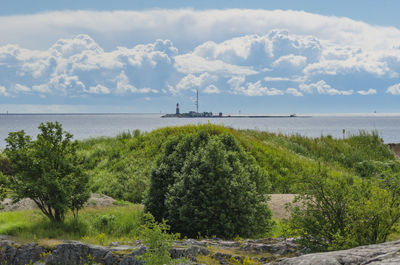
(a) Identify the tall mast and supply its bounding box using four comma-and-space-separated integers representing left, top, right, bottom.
196, 89, 199, 113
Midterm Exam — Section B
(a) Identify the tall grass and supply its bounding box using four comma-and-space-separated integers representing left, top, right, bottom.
0, 205, 144, 245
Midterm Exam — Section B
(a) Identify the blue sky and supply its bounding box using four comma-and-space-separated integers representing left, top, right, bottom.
1, 1, 400, 113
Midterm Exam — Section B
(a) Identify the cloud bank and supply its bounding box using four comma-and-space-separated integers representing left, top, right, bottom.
0, 9, 400, 112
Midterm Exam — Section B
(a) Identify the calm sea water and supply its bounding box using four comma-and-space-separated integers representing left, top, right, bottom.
1, 113, 400, 148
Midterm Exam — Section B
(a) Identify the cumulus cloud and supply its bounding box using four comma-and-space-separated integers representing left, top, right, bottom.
14, 84, 30, 93
357, 88, 377, 95
0, 86, 8, 96
175, 73, 218, 93
231, 80, 284, 96
387, 83, 400, 95
204, 85, 220, 94
32, 84, 51, 93
1, 10, 400, 107
115, 71, 158, 94
174, 53, 257, 76
86, 84, 111, 94
300, 80, 353, 95
272, 54, 307, 68
286, 88, 303, 96
0, 35, 175, 98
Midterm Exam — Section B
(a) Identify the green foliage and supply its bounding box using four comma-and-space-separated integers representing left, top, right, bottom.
288, 171, 400, 251
3, 122, 90, 223
74, 124, 397, 203
138, 215, 184, 265
145, 129, 273, 238
0, 152, 13, 176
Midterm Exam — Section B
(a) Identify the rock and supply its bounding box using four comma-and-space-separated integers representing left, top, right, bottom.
0, 241, 45, 265
119, 255, 143, 265
45, 242, 111, 265
241, 238, 298, 255
170, 246, 209, 260
266, 240, 400, 265
213, 252, 232, 265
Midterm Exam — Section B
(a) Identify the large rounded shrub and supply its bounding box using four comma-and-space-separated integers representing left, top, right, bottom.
145, 129, 272, 238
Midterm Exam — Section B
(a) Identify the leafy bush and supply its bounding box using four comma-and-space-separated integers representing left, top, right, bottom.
145, 129, 273, 238
138, 215, 184, 265
3, 122, 90, 222
288, 171, 400, 251
0, 152, 13, 176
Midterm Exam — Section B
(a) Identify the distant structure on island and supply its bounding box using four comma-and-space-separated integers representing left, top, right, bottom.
162, 89, 310, 118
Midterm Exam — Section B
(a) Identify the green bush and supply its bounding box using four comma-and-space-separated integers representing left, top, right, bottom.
0, 152, 13, 176
288, 171, 400, 251
138, 216, 184, 265
145, 129, 273, 238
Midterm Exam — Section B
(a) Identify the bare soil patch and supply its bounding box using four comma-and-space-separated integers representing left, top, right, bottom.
388, 143, 400, 160
0, 193, 116, 212
267, 194, 296, 220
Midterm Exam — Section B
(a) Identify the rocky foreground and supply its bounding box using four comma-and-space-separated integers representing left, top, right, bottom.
0, 236, 298, 265
1, 236, 400, 265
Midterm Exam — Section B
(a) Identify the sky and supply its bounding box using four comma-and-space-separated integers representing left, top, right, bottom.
1, 1, 400, 114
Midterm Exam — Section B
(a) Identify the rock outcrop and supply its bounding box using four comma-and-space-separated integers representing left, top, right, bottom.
4, 236, 400, 265
267, 240, 400, 265
0, 240, 45, 265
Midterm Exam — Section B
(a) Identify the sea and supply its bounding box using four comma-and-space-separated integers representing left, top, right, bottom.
1, 113, 400, 148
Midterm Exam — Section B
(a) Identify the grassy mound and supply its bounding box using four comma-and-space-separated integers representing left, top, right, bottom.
77, 125, 397, 203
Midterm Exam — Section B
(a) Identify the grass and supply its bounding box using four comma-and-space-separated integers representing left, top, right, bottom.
76, 124, 399, 203
0, 205, 145, 246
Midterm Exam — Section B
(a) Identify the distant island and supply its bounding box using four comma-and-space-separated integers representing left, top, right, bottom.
162, 103, 309, 118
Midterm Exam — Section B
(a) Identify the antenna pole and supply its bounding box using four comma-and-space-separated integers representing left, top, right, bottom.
196, 89, 199, 113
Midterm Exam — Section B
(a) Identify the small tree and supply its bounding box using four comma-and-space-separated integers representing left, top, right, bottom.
3, 122, 90, 222
145, 130, 272, 238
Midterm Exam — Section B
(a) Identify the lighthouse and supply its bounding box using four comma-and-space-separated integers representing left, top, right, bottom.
176, 103, 180, 115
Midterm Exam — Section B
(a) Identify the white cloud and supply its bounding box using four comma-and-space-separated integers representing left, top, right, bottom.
273, 54, 307, 68
232, 80, 284, 96
32, 84, 51, 93
264, 76, 305, 82
387, 83, 400, 95
357, 88, 377, 95
174, 53, 257, 76
115, 71, 158, 94
300, 80, 353, 95
176, 73, 218, 92
204, 85, 220, 94
286, 88, 303, 96
0, 86, 9, 96
264, 77, 291, 82
1, 9, 400, 52
86, 84, 111, 94
227, 76, 246, 89
14, 84, 30, 92
48, 74, 85, 93
0, 10, 400, 102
